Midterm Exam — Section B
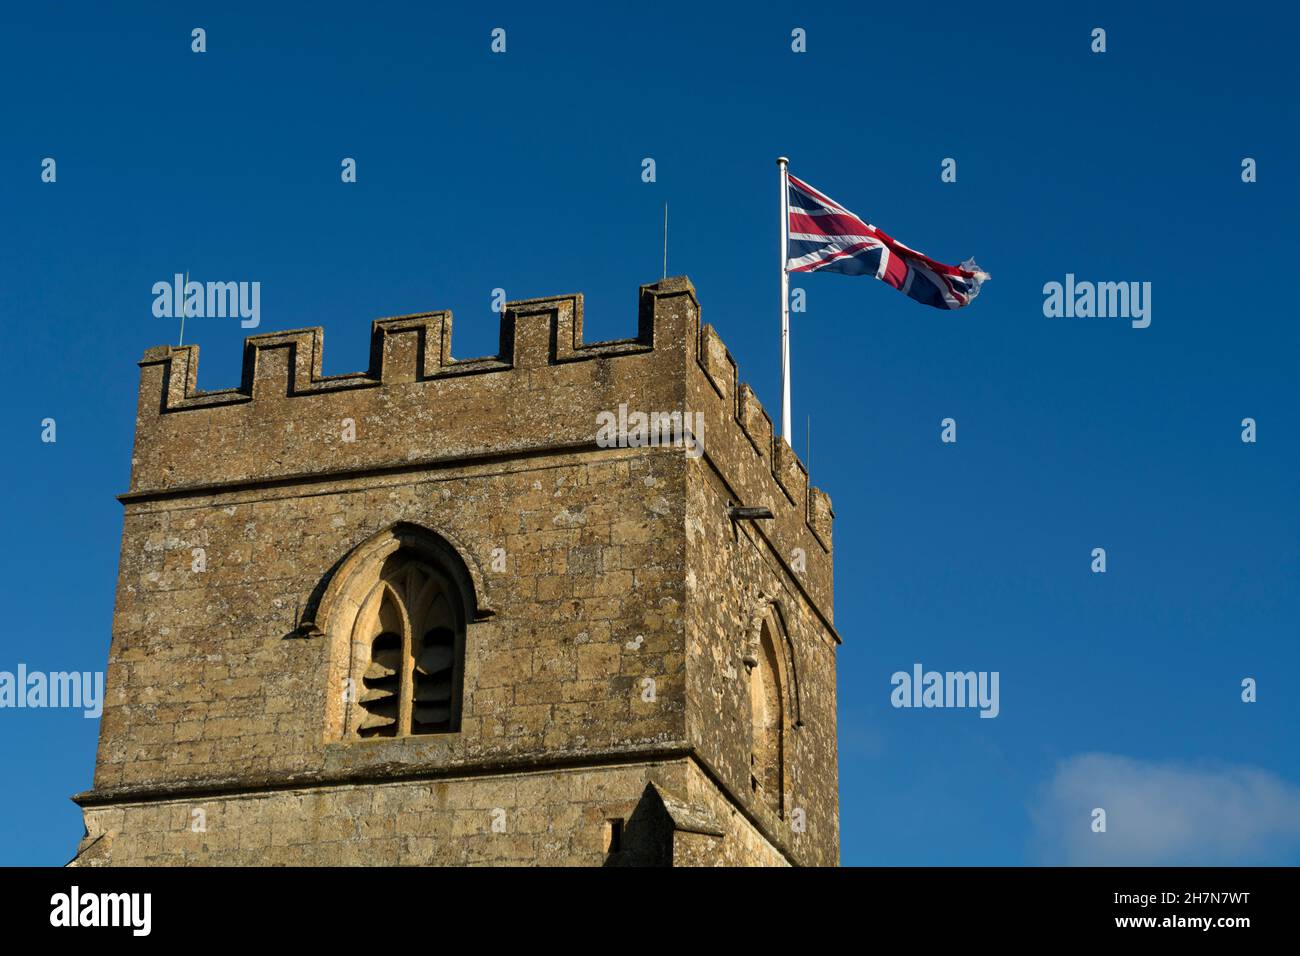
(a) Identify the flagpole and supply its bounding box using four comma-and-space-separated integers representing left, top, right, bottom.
777, 156, 791, 443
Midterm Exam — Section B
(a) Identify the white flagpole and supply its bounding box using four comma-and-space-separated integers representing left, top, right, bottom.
777, 156, 791, 443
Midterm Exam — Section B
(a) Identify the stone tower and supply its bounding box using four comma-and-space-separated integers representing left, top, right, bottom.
72, 277, 840, 866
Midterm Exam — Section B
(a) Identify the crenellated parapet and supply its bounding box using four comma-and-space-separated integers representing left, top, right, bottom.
126, 277, 832, 609
138, 290, 654, 414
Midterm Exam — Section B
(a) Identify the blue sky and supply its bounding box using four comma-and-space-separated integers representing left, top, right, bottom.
1, 2, 1297, 865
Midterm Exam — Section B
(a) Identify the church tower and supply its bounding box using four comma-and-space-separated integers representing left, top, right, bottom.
72, 277, 840, 866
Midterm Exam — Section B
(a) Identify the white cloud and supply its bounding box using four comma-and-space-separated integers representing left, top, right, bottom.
1032, 753, 1300, 865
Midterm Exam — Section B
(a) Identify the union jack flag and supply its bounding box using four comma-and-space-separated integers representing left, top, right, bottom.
786, 172, 988, 310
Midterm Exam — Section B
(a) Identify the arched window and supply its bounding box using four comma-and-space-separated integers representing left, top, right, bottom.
351, 552, 464, 737
749, 620, 785, 816
303, 522, 489, 743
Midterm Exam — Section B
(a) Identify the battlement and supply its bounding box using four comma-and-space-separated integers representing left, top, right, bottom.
126, 277, 833, 575
139, 286, 661, 413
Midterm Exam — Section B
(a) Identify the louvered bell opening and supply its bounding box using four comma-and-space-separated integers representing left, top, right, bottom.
411, 626, 456, 734
358, 631, 401, 737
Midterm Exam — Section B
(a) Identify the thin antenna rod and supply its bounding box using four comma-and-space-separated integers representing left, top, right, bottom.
807, 415, 811, 474
663, 203, 668, 279
178, 269, 189, 346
